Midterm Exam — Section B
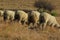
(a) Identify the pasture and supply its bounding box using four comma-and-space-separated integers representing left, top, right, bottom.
0, 0, 60, 40
0, 16, 60, 40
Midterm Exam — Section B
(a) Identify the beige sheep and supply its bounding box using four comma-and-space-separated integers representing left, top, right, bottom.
29, 11, 40, 27
48, 16, 60, 28
17, 10, 28, 24
0, 10, 4, 17
4, 10, 15, 22
40, 12, 60, 29
0, 10, 5, 22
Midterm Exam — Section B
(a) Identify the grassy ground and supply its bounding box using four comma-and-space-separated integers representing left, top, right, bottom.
0, 17, 60, 40
0, 0, 60, 40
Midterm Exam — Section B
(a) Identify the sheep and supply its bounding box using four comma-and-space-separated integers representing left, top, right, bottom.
48, 16, 60, 28
0, 10, 4, 17
0, 10, 5, 22
17, 10, 28, 24
40, 12, 60, 30
3, 10, 15, 22
28, 11, 40, 27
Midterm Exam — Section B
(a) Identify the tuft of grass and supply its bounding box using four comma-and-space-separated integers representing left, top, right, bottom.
38, 8, 57, 16
51, 10, 57, 16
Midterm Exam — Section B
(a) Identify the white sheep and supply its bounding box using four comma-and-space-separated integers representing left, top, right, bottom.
17, 10, 28, 24
40, 12, 60, 29
29, 11, 40, 27
48, 16, 60, 28
4, 10, 15, 22
0, 10, 5, 22
0, 10, 4, 17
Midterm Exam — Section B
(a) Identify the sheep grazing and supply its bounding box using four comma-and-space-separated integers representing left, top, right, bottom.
3, 10, 15, 22
0, 10, 5, 22
40, 12, 60, 30
17, 10, 28, 24
48, 16, 60, 28
0, 10, 4, 17
28, 11, 40, 27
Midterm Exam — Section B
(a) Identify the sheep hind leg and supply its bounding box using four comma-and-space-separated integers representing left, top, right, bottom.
56, 23, 60, 28
10, 16, 15, 23
29, 23, 36, 29
24, 20, 28, 25
19, 17, 22, 24
25, 19, 28, 25
51, 23, 55, 28
7, 16, 10, 23
43, 21, 48, 30
28, 23, 34, 29
19, 20, 21, 24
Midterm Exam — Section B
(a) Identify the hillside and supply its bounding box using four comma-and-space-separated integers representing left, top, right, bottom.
0, 0, 60, 40
0, 17, 60, 40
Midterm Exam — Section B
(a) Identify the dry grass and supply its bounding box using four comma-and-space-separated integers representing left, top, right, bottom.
0, 17, 60, 40
0, 0, 60, 40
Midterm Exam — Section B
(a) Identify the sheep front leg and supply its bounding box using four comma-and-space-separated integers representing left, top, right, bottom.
34, 23, 37, 27
39, 23, 43, 30
11, 16, 15, 23
34, 20, 37, 27
24, 19, 28, 25
43, 20, 48, 30
19, 17, 22, 24
7, 16, 10, 22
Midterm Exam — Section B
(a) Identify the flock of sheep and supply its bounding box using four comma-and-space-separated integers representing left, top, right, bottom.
0, 9, 60, 30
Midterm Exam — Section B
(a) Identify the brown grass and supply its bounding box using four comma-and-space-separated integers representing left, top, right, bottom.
0, 17, 60, 40
0, 0, 60, 40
